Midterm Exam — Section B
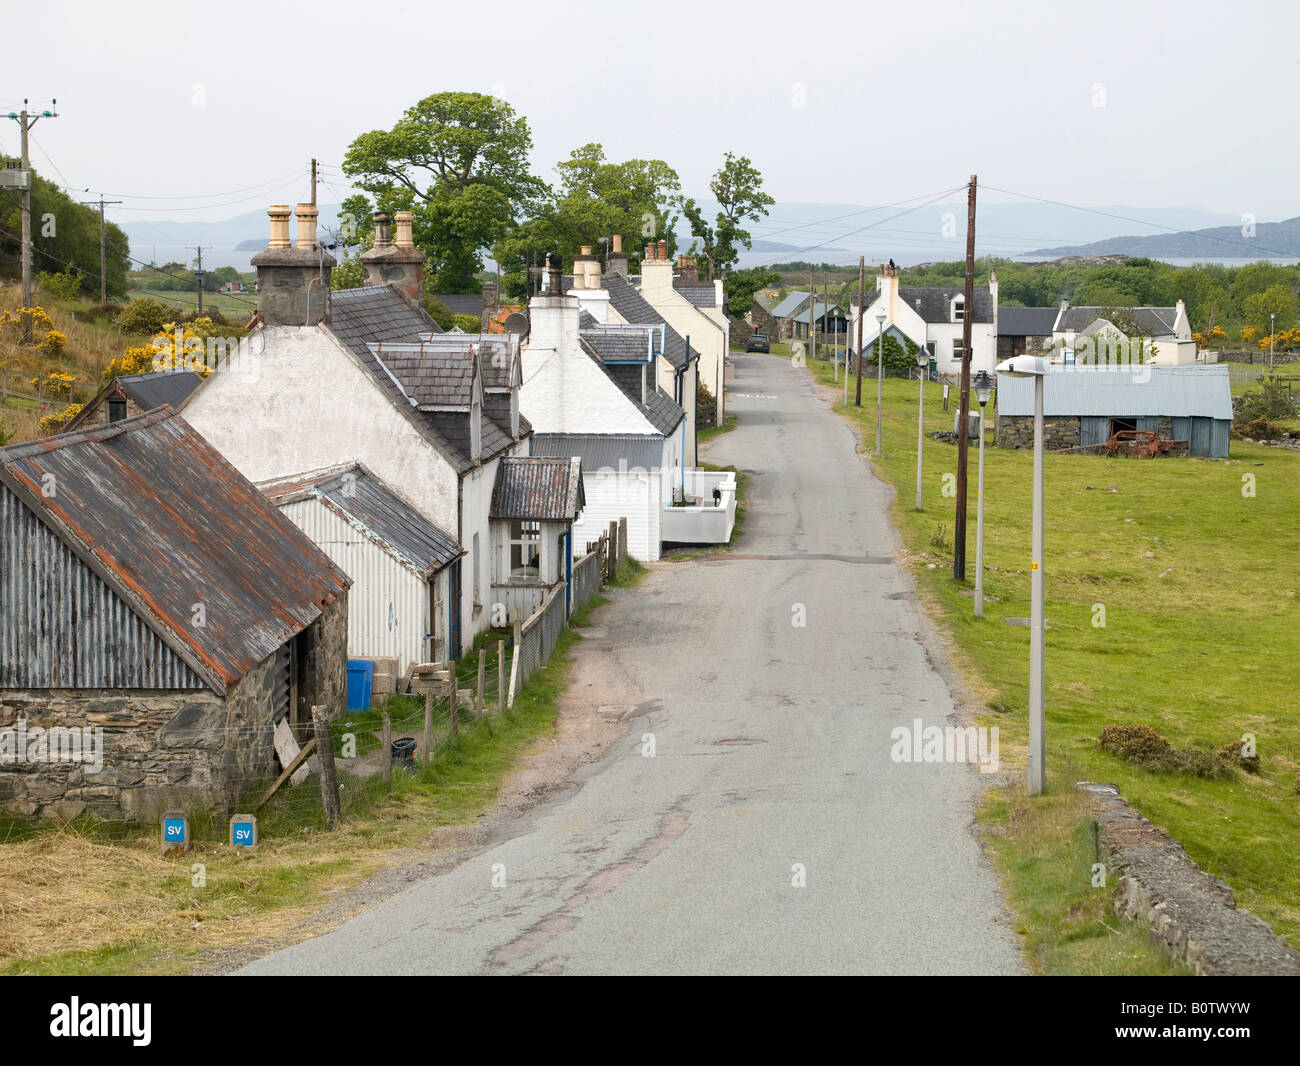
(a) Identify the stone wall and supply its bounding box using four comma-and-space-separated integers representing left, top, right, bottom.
996, 415, 1081, 450
0, 596, 348, 822
750, 300, 778, 340
729, 313, 754, 348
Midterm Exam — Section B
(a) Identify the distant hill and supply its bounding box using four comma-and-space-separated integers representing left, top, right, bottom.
1029, 216, 1300, 259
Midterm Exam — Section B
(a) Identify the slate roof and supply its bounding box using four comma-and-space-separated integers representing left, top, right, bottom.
491, 456, 585, 521
476, 339, 517, 390
330, 286, 518, 470
580, 339, 684, 437
995, 365, 1232, 420
581, 329, 654, 363
853, 285, 995, 324
1057, 306, 1179, 337
578, 310, 598, 330
0, 408, 350, 694
771, 291, 811, 319
432, 293, 484, 318
998, 307, 1060, 337
674, 284, 718, 308
64, 370, 205, 432
603, 272, 692, 369
368, 344, 475, 407
261, 463, 462, 578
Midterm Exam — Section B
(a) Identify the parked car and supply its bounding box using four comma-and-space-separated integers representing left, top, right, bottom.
746, 334, 770, 353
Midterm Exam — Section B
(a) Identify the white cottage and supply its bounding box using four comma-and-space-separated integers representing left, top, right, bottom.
180, 204, 530, 662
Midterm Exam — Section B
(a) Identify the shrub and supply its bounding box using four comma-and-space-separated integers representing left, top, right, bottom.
422, 293, 454, 331
1233, 378, 1297, 424
115, 298, 173, 336
0, 421, 13, 447
39, 403, 82, 436
37, 329, 66, 359
451, 313, 483, 333
1236, 417, 1285, 441
40, 269, 84, 302
87, 302, 126, 322
1217, 740, 1260, 774
1098, 723, 1235, 779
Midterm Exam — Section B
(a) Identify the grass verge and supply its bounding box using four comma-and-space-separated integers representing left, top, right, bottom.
806, 357, 1300, 968
0, 619, 591, 975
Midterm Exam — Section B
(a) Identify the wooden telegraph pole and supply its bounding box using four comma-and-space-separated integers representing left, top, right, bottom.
808, 266, 816, 364
953, 175, 978, 581
10, 100, 58, 341
854, 256, 865, 406
81, 196, 122, 303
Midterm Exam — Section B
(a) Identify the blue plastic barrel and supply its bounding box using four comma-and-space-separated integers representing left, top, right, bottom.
346, 660, 374, 711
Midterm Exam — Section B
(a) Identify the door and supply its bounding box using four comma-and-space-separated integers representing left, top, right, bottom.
447, 560, 463, 662
1189, 417, 1212, 457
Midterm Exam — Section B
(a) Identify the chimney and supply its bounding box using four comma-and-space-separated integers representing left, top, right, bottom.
640, 237, 675, 294
677, 254, 699, 285
527, 253, 580, 355
657, 239, 668, 261
573, 245, 600, 290
608, 233, 628, 277
252, 203, 336, 326
361, 210, 427, 304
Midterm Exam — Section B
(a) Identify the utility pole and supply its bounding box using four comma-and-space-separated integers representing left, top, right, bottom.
953, 175, 977, 582
311, 158, 317, 206
192, 246, 205, 315
8, 100, 59, 341
808, 265, 816, 364
81, 196, 122, 303
854, 256, 865, 406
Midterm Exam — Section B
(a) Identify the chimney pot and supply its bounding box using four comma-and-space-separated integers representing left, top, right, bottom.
612, 234, 623, 253
372, 212, 393, 246
394, 211, 416, 249
267, 205, 292, 250
657, 239, 668, 260
294, 203, 319, 250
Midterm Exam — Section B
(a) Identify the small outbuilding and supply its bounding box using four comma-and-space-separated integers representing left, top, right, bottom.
0, 408, 351, 821
64, 370, 205, 432
261, 463, 463, 673
995, 365, 1233, 457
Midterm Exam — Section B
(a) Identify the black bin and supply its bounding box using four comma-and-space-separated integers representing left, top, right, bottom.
391, 737, 418, 768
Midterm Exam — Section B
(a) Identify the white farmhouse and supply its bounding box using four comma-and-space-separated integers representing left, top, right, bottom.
851, 264, 998, 376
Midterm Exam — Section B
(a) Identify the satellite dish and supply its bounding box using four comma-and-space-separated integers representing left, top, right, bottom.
504, 312, 528, 336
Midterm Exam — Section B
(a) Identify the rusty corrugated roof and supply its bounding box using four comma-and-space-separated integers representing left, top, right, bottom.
0, 407, 351, 694
491, 456, 584, 521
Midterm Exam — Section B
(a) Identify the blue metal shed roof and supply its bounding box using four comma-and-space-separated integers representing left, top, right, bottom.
995, 365, 1233, 420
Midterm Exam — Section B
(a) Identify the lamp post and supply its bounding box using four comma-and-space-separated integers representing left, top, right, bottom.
914, 346, 928, 510
875, 309, 886, 455
1270, 312, 1276, 370
995, 355, 1050, 796
972, 370, 994, 618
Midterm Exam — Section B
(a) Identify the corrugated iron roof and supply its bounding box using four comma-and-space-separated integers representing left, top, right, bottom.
995, 365, 1233, 420
0, 408, 351, 693
530, 433, 665, 472
771, 291, 811, 319
261, 463, 462, 578
491, 456, 585, 521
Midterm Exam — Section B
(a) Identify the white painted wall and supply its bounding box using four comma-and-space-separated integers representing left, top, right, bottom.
278, 497, 440, 673
573, 468, 660, 562
640, 259, 727, 426
181, 326, 462, 532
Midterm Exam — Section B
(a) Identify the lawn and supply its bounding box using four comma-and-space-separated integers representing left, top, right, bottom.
806, 357, 1300, 963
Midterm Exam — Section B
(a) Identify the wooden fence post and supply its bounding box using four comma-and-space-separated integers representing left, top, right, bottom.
381, 711, 392, 787
497, 639, 505, 714
445, 670, 458, 735
619, 517, 628, 561
423, 689, 433, 764
476, 649, 486, 716
311, 705, 341, 828
608, 521, 619, 579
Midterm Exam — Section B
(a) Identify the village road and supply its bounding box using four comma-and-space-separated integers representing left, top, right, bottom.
240, 353, 1024, 975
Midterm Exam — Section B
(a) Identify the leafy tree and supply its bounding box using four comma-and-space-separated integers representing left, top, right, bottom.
723, 266, 781, 317
678, 153, 774, 281
1242, 283, 1298, 331
342, 92, 548, 293
493, 143, 680, 293
115, 298, 173, 335
330, 252, 365, 291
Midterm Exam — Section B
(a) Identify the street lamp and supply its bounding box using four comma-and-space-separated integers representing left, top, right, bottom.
972, 369, 994, 618
914, 346, 928, 510
995, 355, 1050, 796
875, 309, 887, 455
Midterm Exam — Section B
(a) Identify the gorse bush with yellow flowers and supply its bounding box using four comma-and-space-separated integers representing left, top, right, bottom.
102, 320, 216, 381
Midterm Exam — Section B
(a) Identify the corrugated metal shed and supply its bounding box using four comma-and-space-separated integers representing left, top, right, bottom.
492, 456, 585, 521
0, 408, 351, 694
996, 365, 1233, 420
771, 291, 811, 319
262, 463, 462, 578
531, 433, 665, 472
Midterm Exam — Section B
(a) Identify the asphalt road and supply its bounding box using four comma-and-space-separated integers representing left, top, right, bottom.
240, 353, 1024, 976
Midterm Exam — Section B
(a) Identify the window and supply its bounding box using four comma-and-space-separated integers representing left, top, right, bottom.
952, 297, 965, 322
952, 339, 965, 362
508, 521, 541, 580
108, 399, 127, 423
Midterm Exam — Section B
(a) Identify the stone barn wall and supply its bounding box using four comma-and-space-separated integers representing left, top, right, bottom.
996, 415, 1082, 450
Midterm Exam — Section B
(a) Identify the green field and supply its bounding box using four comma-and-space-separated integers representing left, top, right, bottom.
805, 356, 1300, 963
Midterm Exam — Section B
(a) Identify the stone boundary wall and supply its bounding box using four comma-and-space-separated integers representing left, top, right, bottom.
1079, 781, 1300, 975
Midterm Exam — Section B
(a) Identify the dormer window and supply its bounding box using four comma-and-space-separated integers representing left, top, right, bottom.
951, 296, 965, 323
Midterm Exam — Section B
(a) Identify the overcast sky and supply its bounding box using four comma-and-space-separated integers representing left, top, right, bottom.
7, 0, 1297, 233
